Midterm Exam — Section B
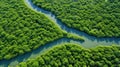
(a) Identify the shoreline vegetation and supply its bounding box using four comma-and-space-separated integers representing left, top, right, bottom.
64, 32, 85, 41
0, 0, 120, 67
0, 0, 63, 60
16, 43, 120, 67
0, 0, 84, 61
32, 0, 120, 37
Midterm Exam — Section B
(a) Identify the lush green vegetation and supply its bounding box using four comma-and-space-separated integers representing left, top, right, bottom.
16, 43, 120, 67
0, 0, 84, 61
65, 33, 84, 41
33, 0, 120, 37
0, 0, 64, 60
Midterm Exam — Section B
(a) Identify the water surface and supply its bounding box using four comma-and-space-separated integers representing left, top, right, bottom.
0, 0, 120, 67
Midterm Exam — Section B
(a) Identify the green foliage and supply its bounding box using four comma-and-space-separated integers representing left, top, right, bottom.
0, 0, 64, 60
33, 0, 120, 37
64, 32, 84, 41
0, 0, 85, 60
17, 44, 120, 67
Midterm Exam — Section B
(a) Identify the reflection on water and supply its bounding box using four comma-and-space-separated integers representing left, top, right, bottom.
0, 0, 120, 67
25, 0, 120, 46
0, 38, 83, 67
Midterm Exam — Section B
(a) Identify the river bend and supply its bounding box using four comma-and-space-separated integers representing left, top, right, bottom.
0, 0, 120, 67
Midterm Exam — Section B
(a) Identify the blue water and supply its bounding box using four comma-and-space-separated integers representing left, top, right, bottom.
0, 0, 120, 67
0, 38, 83, 67
25, 0, 120, 47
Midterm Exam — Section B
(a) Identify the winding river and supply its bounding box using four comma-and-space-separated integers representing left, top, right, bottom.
0, 0, 120, 67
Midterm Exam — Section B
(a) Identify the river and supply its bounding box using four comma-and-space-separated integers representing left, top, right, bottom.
0, 0, 120, 67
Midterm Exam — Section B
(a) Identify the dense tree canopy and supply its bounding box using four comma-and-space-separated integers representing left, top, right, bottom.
33, 0, 120, 37
0, 0, 64, 60
17, 43, 120, 67
0, 0, 84, 61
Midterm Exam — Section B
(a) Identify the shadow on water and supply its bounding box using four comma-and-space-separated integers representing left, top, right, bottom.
27, 0, 120, 44
0, 0, 120, 67
0, 38, 83, 67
